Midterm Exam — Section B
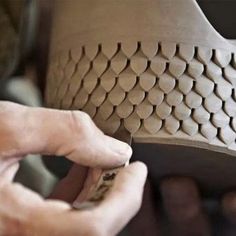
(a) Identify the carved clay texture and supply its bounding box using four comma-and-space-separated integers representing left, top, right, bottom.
46, 41, 236, 154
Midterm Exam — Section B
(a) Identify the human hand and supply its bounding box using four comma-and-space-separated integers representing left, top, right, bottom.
127, 178, 211, 236
0, 101, 147, 236
128, 176, 236, 236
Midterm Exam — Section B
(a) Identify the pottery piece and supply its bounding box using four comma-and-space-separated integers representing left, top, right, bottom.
46, 0, 236, 193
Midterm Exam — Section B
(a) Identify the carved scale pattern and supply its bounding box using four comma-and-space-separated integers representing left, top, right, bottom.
46, 41, 236, 154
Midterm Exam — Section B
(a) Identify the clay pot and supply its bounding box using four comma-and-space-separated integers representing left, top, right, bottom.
46, 0, 236, 193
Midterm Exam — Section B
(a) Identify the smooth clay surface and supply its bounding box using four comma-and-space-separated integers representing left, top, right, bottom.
46, 0, 236, 158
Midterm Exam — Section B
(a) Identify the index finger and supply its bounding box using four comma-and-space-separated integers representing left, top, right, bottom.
0, 102, 132, 168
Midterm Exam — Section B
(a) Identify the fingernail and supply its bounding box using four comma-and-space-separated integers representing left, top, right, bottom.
110, 138, 132, 159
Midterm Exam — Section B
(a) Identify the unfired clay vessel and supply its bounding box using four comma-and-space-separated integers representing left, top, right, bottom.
46, 0, 236, 192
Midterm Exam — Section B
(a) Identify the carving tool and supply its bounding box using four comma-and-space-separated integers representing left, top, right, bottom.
73, 126, 132, 209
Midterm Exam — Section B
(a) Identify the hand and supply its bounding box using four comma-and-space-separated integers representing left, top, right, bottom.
0, 101, 147, 236
127, 178, 211, 236
128, 177, 236, 236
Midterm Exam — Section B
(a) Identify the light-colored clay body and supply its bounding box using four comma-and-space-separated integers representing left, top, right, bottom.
46, 0, 236, 157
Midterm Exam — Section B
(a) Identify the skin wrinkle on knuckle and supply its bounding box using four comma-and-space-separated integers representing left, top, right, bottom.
63, 111, 83, 147
69, 111, 101, 148
69, 110, 84, 134
55, 111, 88, 159
75, 110, 104, 138
70, 110, 94, 134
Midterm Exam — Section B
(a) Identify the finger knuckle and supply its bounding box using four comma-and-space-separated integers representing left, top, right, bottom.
70, 110, 104, 141
75, 110, 92, 125
70, 110, 95, 134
